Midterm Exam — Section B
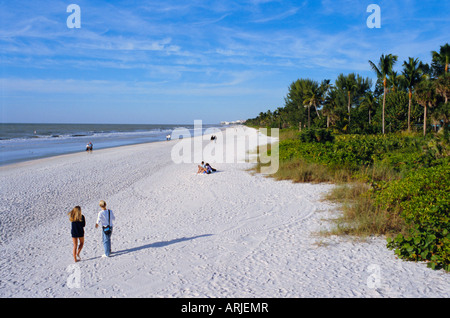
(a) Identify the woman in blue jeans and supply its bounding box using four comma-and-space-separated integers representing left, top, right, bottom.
95, 200, 115, 257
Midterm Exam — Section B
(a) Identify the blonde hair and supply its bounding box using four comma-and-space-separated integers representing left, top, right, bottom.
99, 200, 107, 208
68, 206, 82, 222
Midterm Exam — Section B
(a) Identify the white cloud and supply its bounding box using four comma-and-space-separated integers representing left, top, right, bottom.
251, 7, 300, 23
1, 0, 448, 118
0, 70, 273, 97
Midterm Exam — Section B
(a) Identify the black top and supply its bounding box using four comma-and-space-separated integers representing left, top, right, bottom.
71, 215, 86, 238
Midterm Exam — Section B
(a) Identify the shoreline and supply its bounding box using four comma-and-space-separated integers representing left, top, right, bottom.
0, 136, 179, 171
1, 126, 449, 298
0, 124, 236, 170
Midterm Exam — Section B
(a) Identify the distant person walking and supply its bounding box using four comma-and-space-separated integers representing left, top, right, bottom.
68, 206, 85, 262
95, 200, 115, 258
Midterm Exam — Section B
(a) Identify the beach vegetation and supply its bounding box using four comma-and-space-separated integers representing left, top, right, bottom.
257, 129, 450, 271
369, 53, 398, 135
247, 43, 450, 271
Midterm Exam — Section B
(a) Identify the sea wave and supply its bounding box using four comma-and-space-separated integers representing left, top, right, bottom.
0, 123, 221, 166
0, 128, 177, 143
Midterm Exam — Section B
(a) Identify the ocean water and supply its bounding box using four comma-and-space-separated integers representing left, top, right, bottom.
0, 123, 221, 166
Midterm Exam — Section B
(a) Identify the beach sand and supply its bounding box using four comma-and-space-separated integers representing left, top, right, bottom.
0, 126, 449, 298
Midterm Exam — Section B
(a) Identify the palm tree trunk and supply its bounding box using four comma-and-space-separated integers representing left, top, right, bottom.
423, 103, 427, 136
382, 83, 386, 135
408, 90, 412, 132
347, 91, 351, 126
308, 105, 311, 128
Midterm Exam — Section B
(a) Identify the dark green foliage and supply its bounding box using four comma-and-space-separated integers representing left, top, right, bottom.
246, 43, 449, 136
279, 132, 425, 170
384, 163, 450, 271
298, 128, 334, 143
247, 43, 450, 271
275, 131, 450, 271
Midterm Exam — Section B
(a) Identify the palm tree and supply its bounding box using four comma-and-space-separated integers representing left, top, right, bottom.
402, 57, 424, 131
320, 79, 333, 128
285, 79, 307, 129
303, 80, 323, 128
334, 73, 357, 130
432, 43, 450, 75
431, 97, 449, 130
322, 87, 339, 128
369, 53, 398, 134
320, 79, 332, 106
435, 74, 450, 104
360, 91, 377, 125
387, 71, 403, 92
345, 75, 358, 126
415, 79, 438, 136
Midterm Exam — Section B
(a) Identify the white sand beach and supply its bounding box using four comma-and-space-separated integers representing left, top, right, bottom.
0, 126, 449, 298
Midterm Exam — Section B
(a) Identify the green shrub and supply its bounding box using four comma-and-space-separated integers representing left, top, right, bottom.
273, 130, 450, 271
280, 133, 425, 171
382, 162, 450, 271
298, 128, 335, 143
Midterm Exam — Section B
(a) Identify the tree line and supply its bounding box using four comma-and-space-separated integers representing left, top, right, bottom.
246, 43, 449, 136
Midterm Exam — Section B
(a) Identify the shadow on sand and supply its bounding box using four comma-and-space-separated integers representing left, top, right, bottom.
112, 234, 213, 257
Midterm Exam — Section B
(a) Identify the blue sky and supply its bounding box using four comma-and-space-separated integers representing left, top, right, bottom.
0, 0, 449, 124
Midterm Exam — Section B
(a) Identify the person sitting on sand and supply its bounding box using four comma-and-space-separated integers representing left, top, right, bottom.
197, 162, 216, 174
197, 161, 206, 173
205, 163, 216, 173
68, 206, 85, 262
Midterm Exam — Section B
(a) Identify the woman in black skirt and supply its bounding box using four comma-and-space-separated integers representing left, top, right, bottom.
68, 206, 85, 262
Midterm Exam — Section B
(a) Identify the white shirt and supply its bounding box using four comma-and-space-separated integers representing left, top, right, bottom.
96, 209, 115, 227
